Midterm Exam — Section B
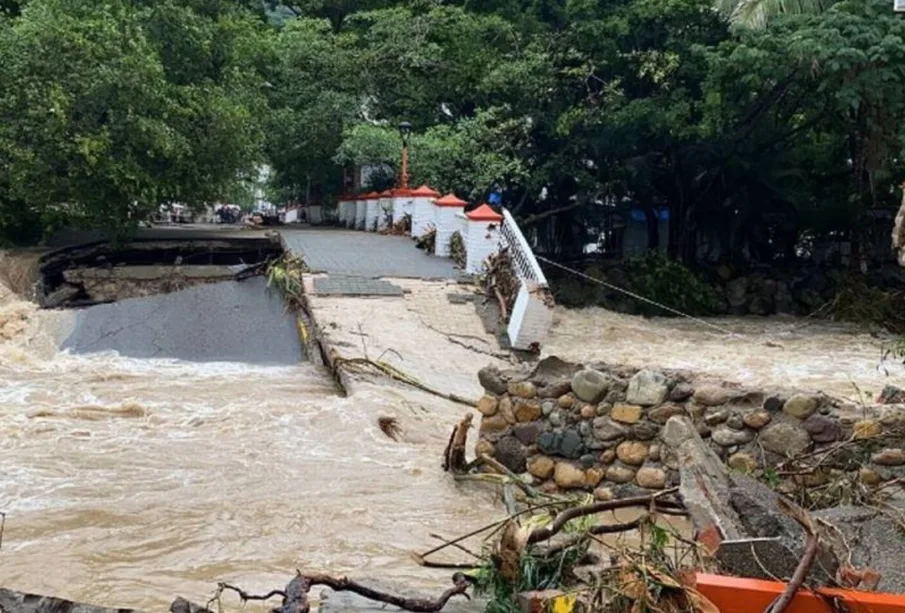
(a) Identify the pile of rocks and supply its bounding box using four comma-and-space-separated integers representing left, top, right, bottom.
474, 357, 905, 499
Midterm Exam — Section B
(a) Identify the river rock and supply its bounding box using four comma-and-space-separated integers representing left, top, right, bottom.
571, 369, 612, 403
559, 429, 584, 459
860, 467, 881, 486
611, 404, 642, 424
594, 486, 614, 501
694, 385, 734, 406
475, 439, 494, 458
743, 410, 771, 429
527, 455, 555, 479
480, 413, 509, 435
605, 464, 636, 484
477, 395, 498, 416
580, 404, 597, 419
616, 440, 649, 466
712, 426, 755, 447
548, 409, 563, 427
854, 419, 881, 439
704, 408, 729, 426
596, 402, 611, 416
762, 395, 784, 412
558, 393, 576, 409
593, 417, 629, 441
626, 369, 668, 406
635, 467, 667, 490
649, 403, 687, 424
669, 383, 695, 402
783, 394, 819, 420
578, 421, 591, 438
513, 422, 544, 446
514, 400, 542, 422
726, 414, 745, 430
586, 467, 605, 487
877, 384, 905, 405
478, 366, 508, 395
728, 452, 757, 473
600, 449, 616, 464
495, 435, 527, 473
802, 414, 841, 443
632, 421, 660, 441
758, 422, 810, 457
554, 462, 586, 489
509, 381, 537, 399
541, 400, 555, 416
872, 448, 905, 466
648, 444, 661, 461
538, 380, 573, 399
498, 396, 516, 424
726, 277, 748, 308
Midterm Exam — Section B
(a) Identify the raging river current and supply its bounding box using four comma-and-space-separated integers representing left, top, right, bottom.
2, 274, 904, 611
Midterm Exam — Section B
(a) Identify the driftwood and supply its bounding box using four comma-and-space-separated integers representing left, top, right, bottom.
442, 414, 473, 472
180, 572, 472, 613
335, 357, 478, 408
525, 489, 680, 546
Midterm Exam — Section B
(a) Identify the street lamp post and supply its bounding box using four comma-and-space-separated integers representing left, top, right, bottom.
398, 121, 412, 190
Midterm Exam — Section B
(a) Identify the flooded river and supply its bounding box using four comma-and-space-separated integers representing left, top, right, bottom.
0, 285, 500, 611
2, 276, 903, 612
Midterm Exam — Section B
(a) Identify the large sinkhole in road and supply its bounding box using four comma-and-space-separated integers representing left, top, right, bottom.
39, 233, 305, 365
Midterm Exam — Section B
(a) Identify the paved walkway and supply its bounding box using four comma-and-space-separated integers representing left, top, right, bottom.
280, 228, 457, 279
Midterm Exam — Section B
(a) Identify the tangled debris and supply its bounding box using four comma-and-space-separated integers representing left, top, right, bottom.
381, 213, 412, 236
450, 231, 466, 269
483, 249, 519, 322
416, 226, 437, 255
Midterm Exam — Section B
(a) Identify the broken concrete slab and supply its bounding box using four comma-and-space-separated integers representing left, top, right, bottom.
661, 416, 745, 547
725, 474, 838, 584
62, 277, 303, 364
814, 504, 905, 594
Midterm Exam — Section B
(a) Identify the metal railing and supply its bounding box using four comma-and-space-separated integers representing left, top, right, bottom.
500, 209, 548, 288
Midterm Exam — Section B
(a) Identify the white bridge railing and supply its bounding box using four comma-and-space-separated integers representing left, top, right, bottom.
500, 209, 549, 288
499, 209, 554, 350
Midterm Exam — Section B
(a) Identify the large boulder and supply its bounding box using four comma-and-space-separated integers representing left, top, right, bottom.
626, 369, 668, 406
494, 435, 527, 473
758, 422, 811, 457
571, 369, 612, 403
478, 365, 508, 395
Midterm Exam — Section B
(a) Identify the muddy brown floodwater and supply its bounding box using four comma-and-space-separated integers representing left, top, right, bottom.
2, 278, 904, 613
0, 286, 501, 611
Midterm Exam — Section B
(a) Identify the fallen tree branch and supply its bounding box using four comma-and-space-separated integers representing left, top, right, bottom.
336, 357, 477, 407
218, 584, 285, 602
282, 571, 470, 613
764, 499, 819, 613
526, 489, 680, 546
187, 572, 473, 613
442, 414, 473, 473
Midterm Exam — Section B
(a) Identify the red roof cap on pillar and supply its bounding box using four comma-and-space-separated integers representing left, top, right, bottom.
412, 184, 440, 198
435, 193, 467, 208
390, 188, 414, 197
363, 191, 379, 199
466, 203, 503, 221
378, 190, 392, 197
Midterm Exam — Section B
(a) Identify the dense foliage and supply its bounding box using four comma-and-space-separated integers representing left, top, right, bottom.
1, 0, 904, 282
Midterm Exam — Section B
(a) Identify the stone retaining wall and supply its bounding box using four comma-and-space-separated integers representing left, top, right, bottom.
474, 358, 905, 500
